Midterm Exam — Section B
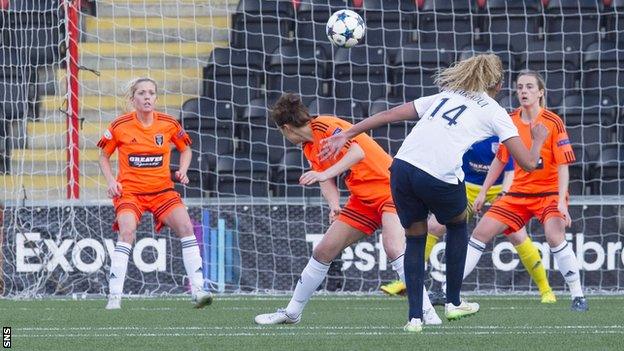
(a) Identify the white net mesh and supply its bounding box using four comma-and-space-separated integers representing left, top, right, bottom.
0, 0, 622, 296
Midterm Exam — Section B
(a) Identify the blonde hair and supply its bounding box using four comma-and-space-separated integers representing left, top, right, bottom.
516, 70, 546, 107
434, 54, 503, 93
125, 77, 158, 108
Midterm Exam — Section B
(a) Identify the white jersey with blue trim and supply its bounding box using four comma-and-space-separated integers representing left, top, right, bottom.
394, 90, 519, 184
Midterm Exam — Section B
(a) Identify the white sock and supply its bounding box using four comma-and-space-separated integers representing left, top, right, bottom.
422, 286, 433, 311
181, 236, 204, 292
109, 242, 132, 296
463, 237, 486, 279
390, 254, 405, 282
285, 257, 330, 318
551, 241, 584, 298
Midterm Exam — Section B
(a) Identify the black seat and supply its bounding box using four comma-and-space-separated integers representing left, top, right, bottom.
356, 0, 416, 49
371, 123, 413, 156
213, 153, 271, 197
0, 77, 29, 120
332, 46, 387, 105
582, 41, 623, 104
230, 0, 293, 52
180, 97, 237, 123
295, 0, 352, 51
590, 144, 624, 195
307, 97, 365, 123
390, 43, 454, 101
238, 97, 287, 165
544, 0, 603, 50
203, 47, 264, 110
272, 149, 321, 197
419, 0, 475, 50
266, 42, 328, 105
517, 41, 580, 107
496, 91, 518, 112
479, 0, 543, 53
368, 97, 404, 116
4, 26, 62, 65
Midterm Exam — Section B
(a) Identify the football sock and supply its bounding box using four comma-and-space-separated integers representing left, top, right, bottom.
404, 235, 426, 320
463, 237, 486, 279
445, 221, 469, 306
109, 241, 132, 296
551, 241, 584, 298
181, 236, 204, 292
390, 254, 405, 282
285, 257, 330, 317
515, 236, 552, 295
424, 234, 440, 262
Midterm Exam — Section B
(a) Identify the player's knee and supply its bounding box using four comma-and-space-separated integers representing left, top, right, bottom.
405, 221, 427, 237
447, 211, 467, 225
117, 228, 136, 244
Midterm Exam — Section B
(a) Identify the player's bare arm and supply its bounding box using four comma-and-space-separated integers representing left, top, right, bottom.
557, 164, 572, 227
473, 157, 506, 213
299, 143, 365, 186
175, 146, 192, 185
319, 179, 341, 223
99, 150, 122, 198
502, 123, 548, 171
319, 102, 418, 161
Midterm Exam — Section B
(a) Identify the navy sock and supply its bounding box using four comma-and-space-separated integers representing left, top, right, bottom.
445, 220, 468, 306
404, 235, 426, 320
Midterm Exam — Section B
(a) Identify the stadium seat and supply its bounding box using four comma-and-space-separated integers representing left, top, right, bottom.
419, 0, 476, 50
266, 42, 329, 105
589, 144, 624, 195
272, 149, 321, 197
569, 145, 589, 195
390, 43, 454, 101
295, 0, 353, 52
559, 93, 617, 160
479, 0, 543, 53
180, 97, 237, 123
496, 91, 518, 112
544, 0, 603, 50
371, 123, 414, 156
517, 41, 580, 107
307, 97, 365, 123
238, 97, 287, 165
4, 27, 62, 65
355, 0, 416, 49
0, 78, 29, 120
231, 0, 294, 52
213, 154, 271, 197
368, 97, 404, 116
332, 46, 387, 106
203, 48, 264, 110
582, 41, 624, 104
603, 0, 624, 41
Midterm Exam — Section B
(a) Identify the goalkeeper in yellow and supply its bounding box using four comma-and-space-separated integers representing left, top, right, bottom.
381, 136, 556, 304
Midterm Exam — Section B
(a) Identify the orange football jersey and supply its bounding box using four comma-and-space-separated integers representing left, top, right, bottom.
303, 115, 392, 201
97, 111, 191, 194
496, 108, 575, 194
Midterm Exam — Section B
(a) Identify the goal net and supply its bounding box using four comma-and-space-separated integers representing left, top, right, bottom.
1, 0, 622, 297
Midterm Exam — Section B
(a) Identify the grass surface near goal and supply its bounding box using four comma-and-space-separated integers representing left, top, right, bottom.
2, 295, 623, 350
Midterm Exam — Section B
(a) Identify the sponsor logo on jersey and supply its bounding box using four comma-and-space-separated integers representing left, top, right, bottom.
154, 134, 164, 146
103, 129, 112, 140
332, 128, 342, 135
128, 154, 163, 168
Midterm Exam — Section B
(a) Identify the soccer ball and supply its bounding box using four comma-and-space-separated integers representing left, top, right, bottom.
326, 10, 366, 48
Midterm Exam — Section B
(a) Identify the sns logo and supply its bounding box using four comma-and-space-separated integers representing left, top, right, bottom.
3, 327, 10, 349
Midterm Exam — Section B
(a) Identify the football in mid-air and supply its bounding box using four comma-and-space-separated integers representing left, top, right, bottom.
326, 10, 366, 48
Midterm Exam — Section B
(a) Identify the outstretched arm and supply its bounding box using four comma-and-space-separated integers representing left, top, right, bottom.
319, 102, 418, 161
502, 123, 548, 172
299, 143, 365, 185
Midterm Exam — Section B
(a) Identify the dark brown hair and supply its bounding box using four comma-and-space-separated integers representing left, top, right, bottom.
270, 93, 312, 128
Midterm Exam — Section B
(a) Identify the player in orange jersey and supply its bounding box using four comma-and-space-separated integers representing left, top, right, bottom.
467, 70, 587, 312
98, 77, 212, 310
255, 93, 441, 325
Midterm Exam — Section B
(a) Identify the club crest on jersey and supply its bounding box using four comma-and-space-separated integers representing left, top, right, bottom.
332, 128, 342, 135
491, 142, 500, 155
154, 134, 164, 146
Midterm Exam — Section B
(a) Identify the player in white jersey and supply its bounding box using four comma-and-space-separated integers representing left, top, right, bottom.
321, 54, 549, 332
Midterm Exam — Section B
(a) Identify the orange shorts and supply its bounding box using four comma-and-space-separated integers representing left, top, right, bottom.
485, 193, 566, 235
113, 189, 184, 232
338, 193, 397, 235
